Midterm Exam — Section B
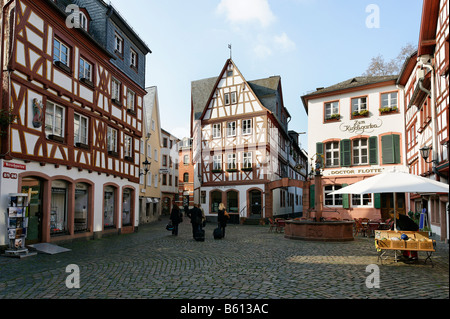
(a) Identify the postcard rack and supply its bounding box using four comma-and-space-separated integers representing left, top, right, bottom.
4, 193, 35, 258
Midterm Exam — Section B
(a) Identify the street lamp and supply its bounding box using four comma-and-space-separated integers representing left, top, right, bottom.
141, 159, 151, 176
419, 145, 436, 164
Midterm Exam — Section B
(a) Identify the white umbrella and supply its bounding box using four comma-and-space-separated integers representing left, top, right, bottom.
330, 171, 449, 230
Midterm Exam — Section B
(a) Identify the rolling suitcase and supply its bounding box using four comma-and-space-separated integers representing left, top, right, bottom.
213, 227, 223, 239
194, 229, 205, 242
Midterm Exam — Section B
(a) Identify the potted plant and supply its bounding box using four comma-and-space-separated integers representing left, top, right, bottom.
325, 113, 340, 122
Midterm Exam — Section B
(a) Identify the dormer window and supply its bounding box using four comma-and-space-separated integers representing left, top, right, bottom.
79, 12, 88, 31
114, 33, 123, 56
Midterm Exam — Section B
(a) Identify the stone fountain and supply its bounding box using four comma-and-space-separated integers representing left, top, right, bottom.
284, 156, 355, 242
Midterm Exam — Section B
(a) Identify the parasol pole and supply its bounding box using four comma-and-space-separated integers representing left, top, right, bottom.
393, 192, 398, 232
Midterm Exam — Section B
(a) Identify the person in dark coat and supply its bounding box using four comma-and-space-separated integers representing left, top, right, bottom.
390, 212, 419, 260
187, 204, 203, 239
217, 202, 229, 238
170, 204, 182, 236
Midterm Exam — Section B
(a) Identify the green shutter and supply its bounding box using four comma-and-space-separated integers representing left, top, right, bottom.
369, 136, 378, 165
381, 135, 394, 164
340, 139, 351, 167
393, 134, 401, 164
316, 142, 324, 166
342, 183, 349, 209
382, 134, 401, 164
310, 184, 315, 209
374, 193, 381, 209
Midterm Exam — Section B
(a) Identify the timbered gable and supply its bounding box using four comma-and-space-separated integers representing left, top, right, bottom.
201, 60, 265, 121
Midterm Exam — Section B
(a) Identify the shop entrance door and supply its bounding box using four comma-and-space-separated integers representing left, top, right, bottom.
249, 190, 262, 217
381, 193, 406, 220
21, 177, 43, 244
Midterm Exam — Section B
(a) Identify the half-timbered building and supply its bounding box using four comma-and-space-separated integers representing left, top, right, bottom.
397, 0, 449, 241
0, 0, 150, 247
191, 59, 305, 223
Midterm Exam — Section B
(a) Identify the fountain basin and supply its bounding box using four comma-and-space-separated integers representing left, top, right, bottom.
284, 220, 355, 242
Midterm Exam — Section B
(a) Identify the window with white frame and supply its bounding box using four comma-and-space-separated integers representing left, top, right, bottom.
243, 152, 252, 169
130, 49, 138, 69
107, 127, 118, 153
352, 138, 368, 165
325, 142, 339, 167
126, 89, 136, 112
381, 92, 398, 109
213, 155, 222, 170
114, 33, 123, 54
212, 123, 221, 138
231, 92, 237, 104
154, 149, 158, 161
45, 101, 65, 138
242, 119, 252, 135
74, 113, 88, 145
124, 135, 133, 158
224, 93, 230, 105
227, 121, 236, 137
351, 97, 367, 114
154, 173, 158, 187
324, 185, 342, 206
79, 57, 92, 81
53, 38, 69, 66
324, 101, 339, 120
184, 154, 189, 165
111, 78, 121, 102
352, 194, 372, 206
227, 154, 236, 170
147, 172, 152, 187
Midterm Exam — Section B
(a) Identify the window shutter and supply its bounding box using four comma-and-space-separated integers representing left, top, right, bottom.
393, 134, 401, 164
316, 142, 324, 166
310, 184, 315, 209
382, 134, 401, 164
340, 139, 351, 167
342, 183, 349, 209
374, 193, 381, 209
381, 135, 394, 164
369, 136, 378, 165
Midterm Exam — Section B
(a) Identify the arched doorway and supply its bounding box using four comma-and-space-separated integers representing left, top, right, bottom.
249, 189, 262, 217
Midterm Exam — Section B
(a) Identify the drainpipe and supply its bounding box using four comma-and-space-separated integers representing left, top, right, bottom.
418, 60, 441, 179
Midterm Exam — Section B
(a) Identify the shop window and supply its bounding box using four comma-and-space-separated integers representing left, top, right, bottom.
122, 188, 132, 226
226, 191, 238, 214
211, 191, 222, 213
74, 183, 89, 232
50, 180, 68, 235
104, 186, 116, 228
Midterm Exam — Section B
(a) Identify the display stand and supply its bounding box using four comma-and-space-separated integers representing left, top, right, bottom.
3, 193, 37, 258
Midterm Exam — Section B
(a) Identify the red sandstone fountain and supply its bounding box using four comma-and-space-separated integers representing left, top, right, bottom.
284, 155, 355, 242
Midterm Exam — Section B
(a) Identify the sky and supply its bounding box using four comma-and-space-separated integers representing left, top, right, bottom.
109, 0, 424, 150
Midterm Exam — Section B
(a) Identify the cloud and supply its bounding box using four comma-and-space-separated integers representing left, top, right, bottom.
216, 0, 276, 28
253, 32, 296, 59
274, 32, 296, 51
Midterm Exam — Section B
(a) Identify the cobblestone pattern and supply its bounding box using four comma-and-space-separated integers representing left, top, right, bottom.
0, 218, 448, 299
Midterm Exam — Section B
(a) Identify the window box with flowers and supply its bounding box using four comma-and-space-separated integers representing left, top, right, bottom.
211, 169, 223, 174
241, 167, 253, 172
352, 109, 369, 119
325, 113, 341, 122
379, 107, 398, 115
226, 168, 238, 173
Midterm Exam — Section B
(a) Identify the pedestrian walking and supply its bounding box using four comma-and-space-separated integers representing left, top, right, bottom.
188, 203, 204, 241
217, 202, 229, 238
170, 204, 183, 236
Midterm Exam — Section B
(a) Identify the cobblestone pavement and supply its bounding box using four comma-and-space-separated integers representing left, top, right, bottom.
0, 217, 448, 300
